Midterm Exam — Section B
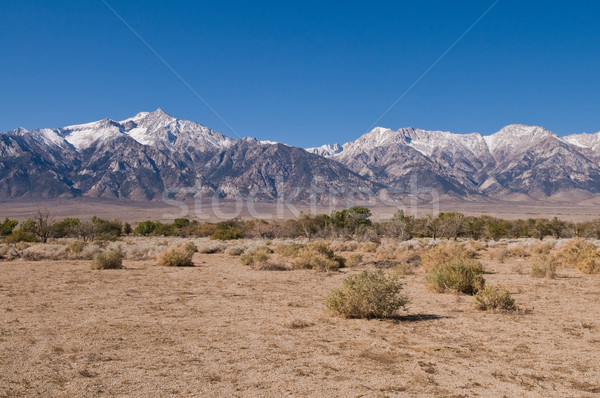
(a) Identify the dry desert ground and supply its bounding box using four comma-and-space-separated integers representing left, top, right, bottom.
1, 237, 600, 397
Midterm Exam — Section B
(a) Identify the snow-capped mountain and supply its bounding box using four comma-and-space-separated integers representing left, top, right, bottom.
0, 109, 376, 201
317, 124, 600, 200
2, 110, 600, 202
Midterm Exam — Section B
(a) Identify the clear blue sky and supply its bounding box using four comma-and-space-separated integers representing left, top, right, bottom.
2, 0, 599, 147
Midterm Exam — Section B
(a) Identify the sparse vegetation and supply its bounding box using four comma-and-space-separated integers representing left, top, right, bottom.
346, 253, 363, 267
420, 242, 476, 271
325, 270, 409, 319
91, 248, 124, 270
530, 255, 558, 278
292, 242, 345, 272
426, 259, 485, 295
555, 238, 600, 274
155, 244, 196, 267
239, 246, 273, 267
473, 285, 517, 312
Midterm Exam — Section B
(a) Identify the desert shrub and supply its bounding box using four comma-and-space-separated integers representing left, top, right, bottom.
198, 242, 224, 254
126, 245, 155, 260
239, 246, 272, 267
210, 219, 244, 241
531, 242, 554, 255
156, 244, 195, 267
346, 253, 363, 267
94, 233, 121, 242
257, 263, 289, 271
555, 238, 600, 273
274, 242, 306, 257
91, 248, 124, 270
358, 241, 379, 252
530, 255, 558, 278
23, 244, 66, 261
5, 229, 39, 243
420, 242, 476, 271
325, 270, 409, 319
0, 244, 9, 259
80, 245, 102, 260
426, 259, 485, 295
292, 242, 344, 272
226, 246, 246, 256
66, 241, 87, 254
330, 241, 359, 252
473, 285, 517, 312
506, 246, 532, 258
466, 240, 488, 252
495, 248, 508, 263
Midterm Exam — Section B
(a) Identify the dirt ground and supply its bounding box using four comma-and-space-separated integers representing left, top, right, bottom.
1, 241, 600, 397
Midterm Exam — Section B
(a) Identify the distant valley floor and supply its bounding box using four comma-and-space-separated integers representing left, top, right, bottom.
1, 197, 599, 222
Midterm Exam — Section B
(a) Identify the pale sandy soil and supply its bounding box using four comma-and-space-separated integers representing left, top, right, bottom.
1, 242, 600, 397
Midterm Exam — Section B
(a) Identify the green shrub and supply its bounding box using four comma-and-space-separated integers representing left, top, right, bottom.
210, 219, 244, 240
5, 229, 39, 243
325, 270, 409, 319
530, 255, 557, 278
91, 248, 124, 270
473, 285, 517, 312
156, 244, 195, 267
426, 259, 485, 295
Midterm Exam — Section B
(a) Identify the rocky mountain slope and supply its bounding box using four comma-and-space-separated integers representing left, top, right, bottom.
2, 109, 600, 202
308, 124, 600, 200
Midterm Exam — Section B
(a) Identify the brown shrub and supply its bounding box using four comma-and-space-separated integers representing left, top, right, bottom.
530, 255, 558, 278
156, 244, 195, 267
420, 242, 476, 271
91, 248, 124, 270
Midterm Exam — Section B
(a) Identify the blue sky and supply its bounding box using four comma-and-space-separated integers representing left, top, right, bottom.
2, 0, 599, 147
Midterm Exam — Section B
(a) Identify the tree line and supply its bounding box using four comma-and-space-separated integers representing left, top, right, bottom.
0, 207, 597, 243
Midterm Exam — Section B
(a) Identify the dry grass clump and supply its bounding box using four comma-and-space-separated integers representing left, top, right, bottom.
240, 246, 273, 267
91, 248, 124, 270
555, 238, 600, 274
473, 285, 517, 312
65, 241, 87, 254
80, 244, 102, 260
274, 242, 305, 258
325, 270, 409, 319
426, 259, 485, 295
420, 242, 476, 271
197, 242, 224, 254
156, 244, 196, 267
226, 246, 246, 256
531, 242, 554, 255
466, 240, 488, 252
22, 245, 66, 261
292, 242, 345, 272
0, 244, 9, 259
330, 241, 359, 252
530, 255, 558, 279
126, 245, 155, 260
345, 253, 363, 267
357, 241, 379, 253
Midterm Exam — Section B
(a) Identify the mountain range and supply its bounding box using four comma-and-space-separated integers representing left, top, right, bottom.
2, 109, 600, 203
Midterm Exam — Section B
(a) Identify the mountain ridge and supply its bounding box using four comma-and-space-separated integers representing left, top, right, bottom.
3, 109, 600, 203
